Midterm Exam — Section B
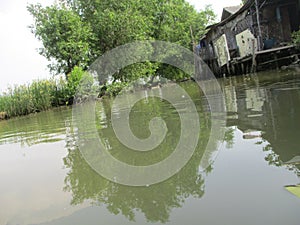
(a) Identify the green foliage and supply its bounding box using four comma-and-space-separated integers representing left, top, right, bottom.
157, 64, 190, 81
30, 80, 55, 111
55, 66, 85, 105
67, 66, 85, 93
74, 71, 100, 102
48, 66, 96, 106
28, 4, 97, 76
145, 2, 215, 47
0, 66, 91, 118
50, 77, 71, 106
28, 0, 216, 83
0, 81, 56, 118
292, 29, 300, 47
105, 82, 129, 97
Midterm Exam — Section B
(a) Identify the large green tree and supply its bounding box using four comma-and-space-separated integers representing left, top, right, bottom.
28, 0, 215, 81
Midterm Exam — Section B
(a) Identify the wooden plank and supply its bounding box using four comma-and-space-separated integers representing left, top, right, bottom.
258, 54, 298, 66
255, 45, 295, 55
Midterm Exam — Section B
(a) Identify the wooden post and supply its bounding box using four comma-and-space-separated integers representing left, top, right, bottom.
251, 39, 257, 73
255, 0, 263, 51
190, 26, 200, 79
273, 53, 279, 70
241, 62, 245, 74
226, 59, 230, 77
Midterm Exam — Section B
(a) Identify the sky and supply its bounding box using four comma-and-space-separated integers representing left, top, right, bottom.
0, 0, 242, 92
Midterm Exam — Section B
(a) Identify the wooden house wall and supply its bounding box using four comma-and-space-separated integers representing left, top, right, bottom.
252, 0, 300, 46
203, 12, 254, 59
257, 5, 292, 45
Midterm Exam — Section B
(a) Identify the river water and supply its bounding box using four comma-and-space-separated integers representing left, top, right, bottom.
0, 70, 299, 225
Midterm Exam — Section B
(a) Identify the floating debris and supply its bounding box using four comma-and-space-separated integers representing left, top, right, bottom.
243, 131, 262, 140
285, 185, 300, 198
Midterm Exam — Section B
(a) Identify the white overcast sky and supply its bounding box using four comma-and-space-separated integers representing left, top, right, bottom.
0, 0, 241, 92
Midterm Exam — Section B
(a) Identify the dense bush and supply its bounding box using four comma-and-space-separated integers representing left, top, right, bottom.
51, 66, 85, 106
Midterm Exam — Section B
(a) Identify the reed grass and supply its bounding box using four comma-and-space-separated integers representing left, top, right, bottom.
0, 80, 59, 118
0, 67, 97, 119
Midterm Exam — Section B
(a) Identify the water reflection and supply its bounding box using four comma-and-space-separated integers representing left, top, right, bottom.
0, 107, 81, 225
62, 71, 300, 223
63, 149, 206, 223
223, 70, 300, 174
0, 107, 72, 147
0, 70, 299, 224
64, 83, 217, 223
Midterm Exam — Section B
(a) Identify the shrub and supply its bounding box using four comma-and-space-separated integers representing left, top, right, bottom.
292, 29, 300, 47
105, 82, 129, 97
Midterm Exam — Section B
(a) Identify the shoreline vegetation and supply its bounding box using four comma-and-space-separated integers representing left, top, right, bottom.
0, 66, 86, 120
0, 66, 192, 120
1, 56, 300, 121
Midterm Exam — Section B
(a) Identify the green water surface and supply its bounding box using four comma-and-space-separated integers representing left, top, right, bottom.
0, 70, 299, 225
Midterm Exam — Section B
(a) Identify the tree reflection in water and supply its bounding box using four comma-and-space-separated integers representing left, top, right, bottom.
63, 83, 220, 223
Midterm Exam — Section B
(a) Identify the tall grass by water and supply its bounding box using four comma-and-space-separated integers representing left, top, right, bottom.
0, 66, 87, 119
0, 80, 55, 117
0, 80, 61, 118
